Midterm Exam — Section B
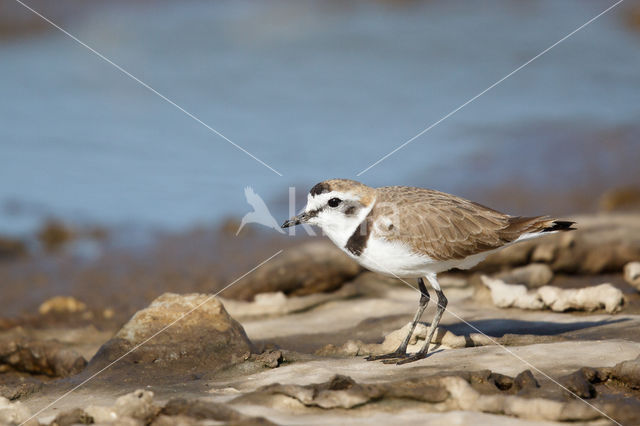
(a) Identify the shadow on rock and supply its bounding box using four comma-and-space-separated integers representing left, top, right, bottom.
445, 317, 629, 338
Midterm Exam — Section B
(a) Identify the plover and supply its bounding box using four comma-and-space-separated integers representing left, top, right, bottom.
282, 179, 575, 364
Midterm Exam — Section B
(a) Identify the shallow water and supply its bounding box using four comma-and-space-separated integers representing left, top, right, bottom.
1, 0, 639, 235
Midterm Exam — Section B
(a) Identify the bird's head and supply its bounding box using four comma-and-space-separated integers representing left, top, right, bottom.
282, 179, 376, 242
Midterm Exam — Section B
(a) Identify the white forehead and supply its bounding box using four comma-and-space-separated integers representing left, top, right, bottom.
305, 190, 357, 212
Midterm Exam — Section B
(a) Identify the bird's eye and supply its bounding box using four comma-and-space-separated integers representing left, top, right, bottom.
328, 198, 342, 208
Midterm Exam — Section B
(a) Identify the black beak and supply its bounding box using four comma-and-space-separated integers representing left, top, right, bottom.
281, 212, 310, 228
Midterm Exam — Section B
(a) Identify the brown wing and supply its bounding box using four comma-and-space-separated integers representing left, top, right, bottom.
372, 186, 550, 261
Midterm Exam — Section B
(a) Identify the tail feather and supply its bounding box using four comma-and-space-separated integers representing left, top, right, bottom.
502, 216, 576, 242
540, 220, 576, 233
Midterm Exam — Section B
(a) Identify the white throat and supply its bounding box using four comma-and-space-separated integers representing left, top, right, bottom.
319, 198, 375, 250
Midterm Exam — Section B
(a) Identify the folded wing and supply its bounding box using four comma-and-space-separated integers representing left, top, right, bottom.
373, 186, 561, 261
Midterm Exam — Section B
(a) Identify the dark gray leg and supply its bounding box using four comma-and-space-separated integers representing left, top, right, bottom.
366, 278, 430, 361
393, 275, 448, 365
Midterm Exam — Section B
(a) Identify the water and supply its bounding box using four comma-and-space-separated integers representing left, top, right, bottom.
2, 0, 639, 235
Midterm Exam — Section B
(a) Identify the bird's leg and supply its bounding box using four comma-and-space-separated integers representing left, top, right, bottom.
366, 278, 430, 361
388, 275, 448, 365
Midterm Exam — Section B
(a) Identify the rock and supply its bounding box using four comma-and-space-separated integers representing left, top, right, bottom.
560, 368, 598, 399
477, 242, 535, 272
37, 219, 74, 252
317, 322, 504, 358
113, 389, 158, 421
0, 378, 43, 400
253, 350, 283, 368
375, 322, 468, 351
316, 340, 364, 357
624, 262, 640, 290
159, 398, 275, 425
86, 389, 158, 424
482, 277, 624, 313
512, 370, 539, 392
531, 243, 557, 263
224, 241, 361, 300
152, 415, 199, 425
0, 235, 27, 260
474, 214, 640, 274
579, 245, 631, 275
38, 296, 87, 315
246, 373, 600, 422
480, 276, 544, 310
49, 408, 93, 426
564, 217, 640, 274
599, 186, 640, 212
610, 357, 640, 389
0, 337, 87, 377
0, 397, 31, 425
537, 283, 624, 314
440, 375, 598, 422
495, 264, 554, 288
88, 293, 252, 373
221, 283, 359, 318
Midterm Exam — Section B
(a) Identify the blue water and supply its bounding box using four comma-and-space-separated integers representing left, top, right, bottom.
1, 0, 640, 235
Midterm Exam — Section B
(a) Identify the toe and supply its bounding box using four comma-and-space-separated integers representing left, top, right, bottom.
395, 353, 428, 365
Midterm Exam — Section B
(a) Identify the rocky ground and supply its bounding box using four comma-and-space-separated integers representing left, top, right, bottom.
1, 212, 640, 425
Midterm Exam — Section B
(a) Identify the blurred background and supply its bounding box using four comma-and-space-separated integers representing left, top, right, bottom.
1, 0, 639, 319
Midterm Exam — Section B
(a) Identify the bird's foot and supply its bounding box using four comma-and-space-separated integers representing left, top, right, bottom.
365, 349, 407, 361
381, 352, 429, 365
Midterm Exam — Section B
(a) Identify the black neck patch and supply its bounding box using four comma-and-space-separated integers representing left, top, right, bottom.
345, 213, 372, 256
310, 182, 330, 196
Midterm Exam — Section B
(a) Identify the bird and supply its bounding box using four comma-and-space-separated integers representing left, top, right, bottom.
282, 179, 575, 364
236, 186, 285, 235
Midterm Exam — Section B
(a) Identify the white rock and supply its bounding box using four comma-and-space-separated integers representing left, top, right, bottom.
85, 405, 118, 424
376, 322, 426, 352
0, 397, 31, 425
358, 322, 469, 356
480, 276, 544, 310
482, 277, 624, 314
221, 283, 358, 318
624, 262, 640, 290
495, 264, 554, 288
537, 284, 624, 314
86, 389, 156, 424
114, 389, 156, 420
38, 296, 86, 315
441, 376, 598, 422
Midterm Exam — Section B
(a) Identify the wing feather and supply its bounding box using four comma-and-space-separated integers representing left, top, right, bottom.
372, 186, 540, 261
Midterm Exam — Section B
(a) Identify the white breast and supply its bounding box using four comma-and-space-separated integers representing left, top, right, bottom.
351, 237, 433, 278
350, 235, 496, 278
